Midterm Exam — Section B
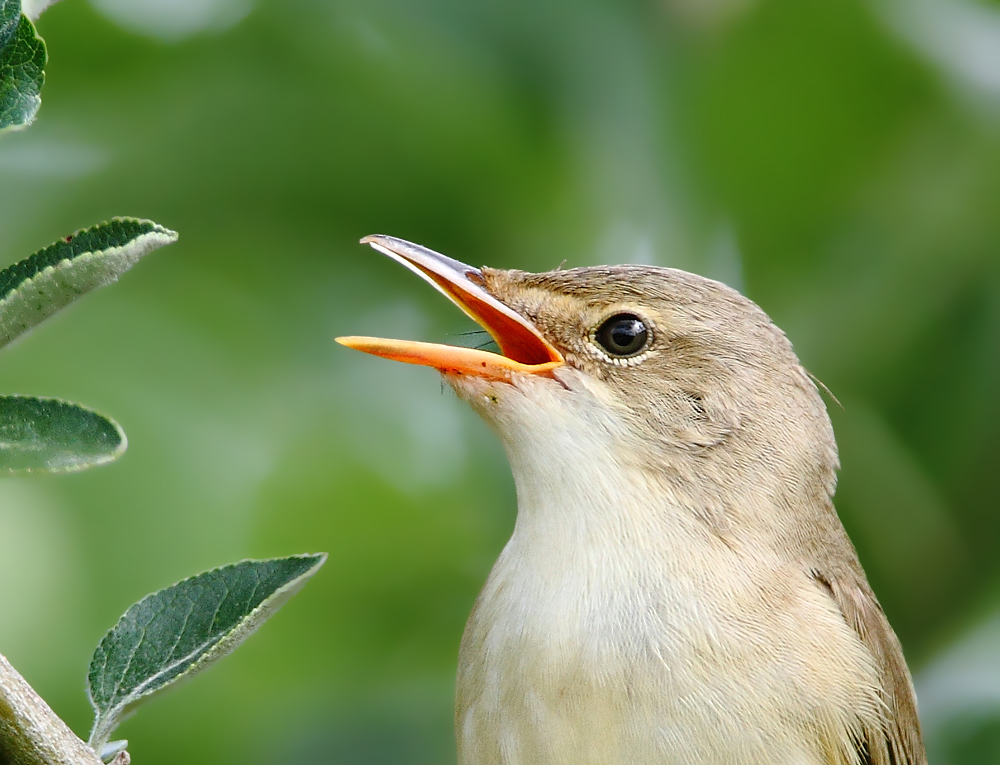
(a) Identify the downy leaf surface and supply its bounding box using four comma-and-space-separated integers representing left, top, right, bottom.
0, 217, 177, 349
0, 395, 125, 473
0, 0, 45, 131
87, 554, 327, 750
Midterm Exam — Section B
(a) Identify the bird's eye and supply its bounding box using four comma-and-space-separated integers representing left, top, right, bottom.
594, 313, 649, 357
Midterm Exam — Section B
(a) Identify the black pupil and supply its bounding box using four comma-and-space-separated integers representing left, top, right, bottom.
596, 314, 648, 357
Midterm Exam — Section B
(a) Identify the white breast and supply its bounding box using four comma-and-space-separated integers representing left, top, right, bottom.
452, 373, 881, 765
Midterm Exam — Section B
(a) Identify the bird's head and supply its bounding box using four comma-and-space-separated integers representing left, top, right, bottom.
339, 236, 839, 532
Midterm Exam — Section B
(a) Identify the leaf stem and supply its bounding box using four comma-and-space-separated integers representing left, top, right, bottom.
0, 652, 106, 765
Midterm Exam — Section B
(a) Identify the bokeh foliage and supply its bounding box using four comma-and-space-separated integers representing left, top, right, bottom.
0, 0, 997, 763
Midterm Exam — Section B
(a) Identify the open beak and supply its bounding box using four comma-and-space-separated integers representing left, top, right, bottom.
337, 235, 564, 379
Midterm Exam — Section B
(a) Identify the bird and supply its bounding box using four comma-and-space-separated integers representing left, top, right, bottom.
337, 235, 927, 765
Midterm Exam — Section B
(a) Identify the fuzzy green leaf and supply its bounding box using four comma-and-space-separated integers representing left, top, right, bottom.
87, 554, 327, 750
0, 217, 177, 349
0, 0, 19, 48
0, 395, 125, 473
0, 0, 46, 132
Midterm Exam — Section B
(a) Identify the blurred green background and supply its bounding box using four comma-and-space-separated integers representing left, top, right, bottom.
0, 0, 998, 762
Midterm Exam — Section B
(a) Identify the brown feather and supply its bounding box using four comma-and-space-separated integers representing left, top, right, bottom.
814, 567, 926, 765
347, 239, 931, 765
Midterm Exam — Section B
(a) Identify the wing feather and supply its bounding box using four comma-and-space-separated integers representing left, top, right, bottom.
813, 568, 927, 765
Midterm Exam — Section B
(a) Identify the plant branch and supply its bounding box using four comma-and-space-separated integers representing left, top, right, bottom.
0, 652, 105, 765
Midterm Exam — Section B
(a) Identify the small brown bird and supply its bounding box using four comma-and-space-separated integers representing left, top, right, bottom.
338, 235, 926, 765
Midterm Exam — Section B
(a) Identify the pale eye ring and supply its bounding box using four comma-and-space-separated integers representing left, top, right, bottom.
594, 313, 650, 357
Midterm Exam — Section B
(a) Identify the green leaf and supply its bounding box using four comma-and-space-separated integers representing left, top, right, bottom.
0, 1, 20, 49
86, 554, 327, 750
0, 1, 46, 132
0, 218, 178, 349
0, 395, 125, 474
